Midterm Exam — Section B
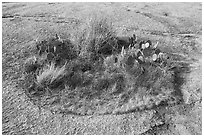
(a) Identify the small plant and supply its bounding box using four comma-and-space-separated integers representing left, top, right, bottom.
35, 35, 78, 66
36, 62, 67, 90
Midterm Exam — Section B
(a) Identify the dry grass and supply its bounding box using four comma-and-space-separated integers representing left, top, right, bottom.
74, 14, 117, 60
36, 62, 67, 90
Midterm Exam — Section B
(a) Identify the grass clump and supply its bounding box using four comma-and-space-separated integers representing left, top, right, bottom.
23, 14, 189, 116
36, 63, 67, 90
76, 14, 117, 61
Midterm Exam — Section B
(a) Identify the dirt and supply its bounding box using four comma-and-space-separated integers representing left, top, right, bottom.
2, 2, 202, 135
